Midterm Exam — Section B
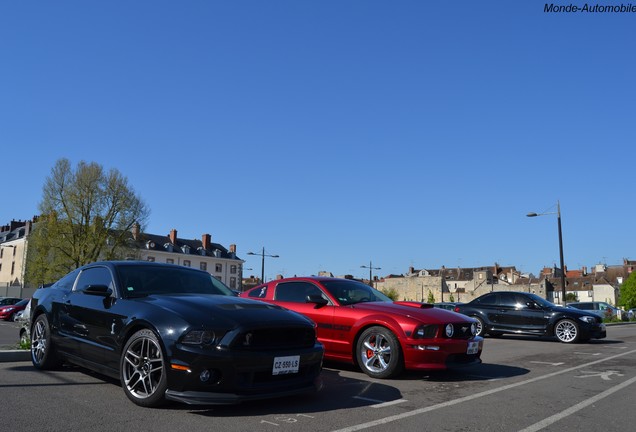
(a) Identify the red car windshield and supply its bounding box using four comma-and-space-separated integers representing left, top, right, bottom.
321, 280, 392, 306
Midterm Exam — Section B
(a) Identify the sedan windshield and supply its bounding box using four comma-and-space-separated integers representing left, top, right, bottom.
117, 265, 234, 297
321, 280, 392, 306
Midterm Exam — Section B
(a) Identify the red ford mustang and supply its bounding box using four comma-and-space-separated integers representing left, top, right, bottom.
241, 277, 483, 378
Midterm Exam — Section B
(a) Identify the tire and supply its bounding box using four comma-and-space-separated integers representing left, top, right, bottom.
31, 314, 62, 370
120, 329, 168, 407
355, 326, 403, 379
472, 316, 486, 337
554, 319, 580, 343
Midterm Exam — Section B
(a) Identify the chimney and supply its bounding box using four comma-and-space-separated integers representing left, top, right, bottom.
229, 244, 236, 254
409, 266, 414, 274
131, 222, 140, 240
202, 234, 211, 250
169, 229, 177, 245
582, 266, 587, 276
25, 220, 32, 236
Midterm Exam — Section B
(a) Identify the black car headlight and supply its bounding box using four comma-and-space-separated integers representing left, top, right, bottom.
414, 324, 438, 339
578, 316, 597, 324
181, 330, 218, 346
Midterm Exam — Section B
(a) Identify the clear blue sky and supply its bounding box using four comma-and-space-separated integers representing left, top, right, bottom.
1, 1, 634, 281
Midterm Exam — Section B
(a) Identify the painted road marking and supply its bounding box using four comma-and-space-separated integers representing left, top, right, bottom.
331, 348, 636, 432
518, 375, 636, 432
353, 397, 407, 408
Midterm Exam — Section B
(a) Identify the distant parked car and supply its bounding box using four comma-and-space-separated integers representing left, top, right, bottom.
0, 298, 29, 321
0, 297, 22, 306
567, 302, 621, 320
454, 291, 606, 343
30, 261, 324, 407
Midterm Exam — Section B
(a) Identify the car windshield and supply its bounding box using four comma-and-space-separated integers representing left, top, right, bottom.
321, 280, 392, 306
527, 293, 556, 308
116, 265, 234, 298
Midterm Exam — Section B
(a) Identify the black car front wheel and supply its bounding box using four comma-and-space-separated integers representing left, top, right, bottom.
472, 316, 486, 337
31, 314, 62, 369
356, 326, 403, 379
554, 319, 580, 343
120, 329, 168, 407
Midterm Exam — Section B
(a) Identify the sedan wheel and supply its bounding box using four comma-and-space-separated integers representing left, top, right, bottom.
121, 329, 168, 407
472, 316, 485, 337
555, 319, 579, 343
356, 326, 403, 379
31, 315, 61, 369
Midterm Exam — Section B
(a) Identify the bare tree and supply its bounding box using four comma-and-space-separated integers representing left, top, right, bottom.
26, 159, 150, 284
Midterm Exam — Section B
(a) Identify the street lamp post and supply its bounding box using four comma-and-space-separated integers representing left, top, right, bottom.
361, 261, 381, 287
527, 201, 566, 304
246, 247, 279, 284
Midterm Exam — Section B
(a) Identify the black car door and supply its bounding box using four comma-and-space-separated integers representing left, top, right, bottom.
494, 293, 547, 333
66, 266, 126, 371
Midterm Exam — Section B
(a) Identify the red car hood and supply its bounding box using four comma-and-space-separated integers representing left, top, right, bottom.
349, 301, 471, 324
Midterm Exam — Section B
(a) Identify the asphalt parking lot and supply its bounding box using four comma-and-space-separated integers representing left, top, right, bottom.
2, 321, 636, 432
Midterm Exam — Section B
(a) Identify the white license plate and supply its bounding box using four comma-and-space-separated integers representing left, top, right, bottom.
272, 355, 300, 375
467, 341, 479, 355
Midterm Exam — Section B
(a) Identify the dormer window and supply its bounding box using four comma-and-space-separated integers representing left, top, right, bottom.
197, 247, 206, 256
181, 245, 191, 254
164, 243, 173, 252
214, 249, 222, 258
146, 240, 155, 249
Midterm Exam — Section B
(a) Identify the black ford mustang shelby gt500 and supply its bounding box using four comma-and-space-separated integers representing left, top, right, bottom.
30, 261, 323, 407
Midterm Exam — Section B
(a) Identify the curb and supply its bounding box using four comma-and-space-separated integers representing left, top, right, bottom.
0, 349, 30, 363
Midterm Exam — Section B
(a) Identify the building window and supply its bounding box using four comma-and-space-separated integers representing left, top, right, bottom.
230, 265, 237, 274
183, 260, 191, 267
167, 258, 174, 264
200, 262, 207, 271
230, 277, 236, 288
147, 256, 155, 262
215, 264, 222, 272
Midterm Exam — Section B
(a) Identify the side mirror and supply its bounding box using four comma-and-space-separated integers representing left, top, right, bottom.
83, 284, 113, 297
306, 294, 328, 306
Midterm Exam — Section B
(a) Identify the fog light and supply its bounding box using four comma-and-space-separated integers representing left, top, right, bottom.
415, 345, 440, 351
200, 370, 211, 382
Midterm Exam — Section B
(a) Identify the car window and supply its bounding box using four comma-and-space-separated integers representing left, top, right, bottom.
497, 292, 521, 308
75, 267, 115, 293
54, 269, 80, 292
574, 303, 593, 310
274, 282, 323, 303
248, 286, 268, 298
474, 293, 498, 306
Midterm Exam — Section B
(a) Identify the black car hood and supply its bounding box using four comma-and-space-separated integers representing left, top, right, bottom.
132, 294, 311, 328
547, 304, 598, 319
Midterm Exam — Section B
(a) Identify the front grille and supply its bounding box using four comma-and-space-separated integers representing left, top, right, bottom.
229, 326, 316, 350
449, 322, 475, 339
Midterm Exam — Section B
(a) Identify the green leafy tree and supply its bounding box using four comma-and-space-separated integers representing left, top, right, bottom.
619, 271, 636, 309
25, 159, 149, 285
427, 290, 435, 303
449, 293, 455, 302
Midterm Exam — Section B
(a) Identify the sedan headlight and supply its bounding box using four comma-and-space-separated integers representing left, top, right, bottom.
181, 330, 217, 346
579, 316, 597, 324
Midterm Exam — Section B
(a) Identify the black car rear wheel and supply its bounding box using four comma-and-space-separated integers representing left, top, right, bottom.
554, 319, 579, 343
121, 329, 168, 407
31, 314, 62, 369
356, 326, 403, 379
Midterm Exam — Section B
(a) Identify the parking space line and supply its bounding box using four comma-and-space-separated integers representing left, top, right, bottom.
517, 375, 636, 432
331, 348, 636, 432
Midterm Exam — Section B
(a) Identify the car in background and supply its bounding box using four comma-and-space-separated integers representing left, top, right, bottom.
30, 261, 323, 407
0, 298, 29, 321
567, 301, 622, 320
0, 297, 22, 306
434, 302, 464, 311
454, 291, 606, 343
241, 277, 483, 379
